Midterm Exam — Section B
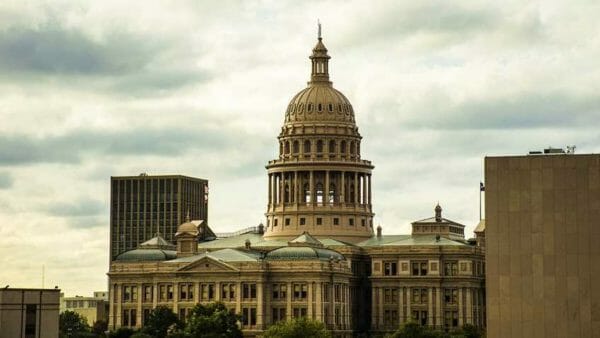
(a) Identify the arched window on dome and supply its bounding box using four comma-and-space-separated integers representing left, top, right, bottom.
328, 103, 333, 112
316, 183, 324, 205
303, 140, 311, 155
340, 141, 347, 156
350, 141, 356, 156
357, 143, 360, 158
316, 140, 324, 153
308, 103, 313, 112
318, 103, 322, 112
285, 141, 290, 155
329, 183, 336, 204
338, 104, 342, 112
349, 180, 355, 203
279, 142, 284, 157
328, 140, 335, 155
303, 183, 311, 203
293, 141, 299, 153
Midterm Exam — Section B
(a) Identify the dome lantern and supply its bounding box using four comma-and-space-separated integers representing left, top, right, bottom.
309, 21, 331, 85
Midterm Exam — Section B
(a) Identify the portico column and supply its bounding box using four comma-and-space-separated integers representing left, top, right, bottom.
354, 172, 358, 204
136, 283, 142, 328
436, 287, 442, 329
308, 282, 314, 318
173, 283, 179, 313
286, 282, 293, 320
340, 172, 345, 204
371, 287, 377, 329
428, 288, 433, 326
378, 288, 384, 327
309, 171, 315, 205
257, 281, 264, 328
362, 174, 367, 205
294, 171, 299, 204
458, 288, 464, 326
324, 170, 330, 205
235, 282, 242, 313
268, 174, 272, 206
466, 288, 472, 325
316, 282, 323, 321
215, 282, 221, 302
368, 174, 372, 205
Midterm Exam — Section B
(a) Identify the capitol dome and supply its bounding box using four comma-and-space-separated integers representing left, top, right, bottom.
283, 34, 356, 125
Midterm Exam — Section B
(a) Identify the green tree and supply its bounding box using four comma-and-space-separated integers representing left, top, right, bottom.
107, 327, 136, 338
385, 322, 448, 338
59, 311, 90, 338
262, 317, 331, 338
140, 306, 180, 337
456, 324, 483, 338
179, 302, 242, 338
92, 320, 108, 336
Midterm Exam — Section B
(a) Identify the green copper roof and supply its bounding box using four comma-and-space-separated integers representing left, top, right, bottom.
197, 233, 287, 249
289, 232, 323, 247
114, 249, 177, 262
167, 248, 261, 263
357, 235, 469, 247
266, 246, 345, 261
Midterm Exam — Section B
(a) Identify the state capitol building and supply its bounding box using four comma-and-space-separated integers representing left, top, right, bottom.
107, 31, 486, 337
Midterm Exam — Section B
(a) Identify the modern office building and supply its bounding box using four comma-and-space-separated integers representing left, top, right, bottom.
485, 152, 600, 338
107, 31, 485, 337
110, 174, 208, 260
0, 288, 60, 338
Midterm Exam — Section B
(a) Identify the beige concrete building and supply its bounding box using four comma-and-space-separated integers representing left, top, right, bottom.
60, 292, 109, 325
107, 31, 485, 337
0, 288, 60, 338
485, 153, 600, 338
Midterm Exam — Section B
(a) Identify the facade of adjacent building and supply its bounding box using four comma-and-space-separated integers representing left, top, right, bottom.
107, 33, 485, 337
0, 288, 60, 338
485, 153, 600, 338
110, 174, 209, 260
60, 292, 109, 326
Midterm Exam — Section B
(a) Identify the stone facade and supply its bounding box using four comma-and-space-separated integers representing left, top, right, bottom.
0, 288, 60, 338
485, 154, 600, 338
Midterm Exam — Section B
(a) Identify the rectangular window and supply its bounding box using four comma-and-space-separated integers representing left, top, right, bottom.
167, 285, 174, 300
272, 307, 286, 323
412, 310, 428, 326
123, 286, 131, 302
293, 283, 307, 300
143, 285, 152, 303
349, 218, 354, 226
361, 219, 366, 227
242, 307, 257, 327
445, 310, 459, 328
444, 288, 458, 305
242, 283, 257, 300
384, 262, 397, 276
300, 218, 306, 225
411, 261, 428, 276
333, 218, 339, 225
179, 283, 194, 301
272, 283, 287, 300
221, 283, 236, 301
383, 309, 398, 328
201, 284, 215, 301
292, 307, 307, 318
25, 304, 37, 338
444, 261, 458, 276
285, 218, 290, 226
411, 288, 428, 304
316, 217, 322, 225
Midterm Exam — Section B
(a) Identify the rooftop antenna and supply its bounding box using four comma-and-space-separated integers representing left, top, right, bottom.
318, 19, 322, 40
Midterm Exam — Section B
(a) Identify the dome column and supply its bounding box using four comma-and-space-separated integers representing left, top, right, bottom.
309, 171, 315, 205
340, 171, 345, 205
368, 174, 372, 206
325, 170, 330, 205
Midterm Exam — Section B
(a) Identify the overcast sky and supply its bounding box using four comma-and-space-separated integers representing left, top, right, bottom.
1, 0, 599, 296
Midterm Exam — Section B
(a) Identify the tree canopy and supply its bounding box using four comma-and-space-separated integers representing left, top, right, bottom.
179, 302, 242, 338
140, 306, 180, 337
59, 311, 90, 338
385, 322, 484, 338
262, 317, 332, 338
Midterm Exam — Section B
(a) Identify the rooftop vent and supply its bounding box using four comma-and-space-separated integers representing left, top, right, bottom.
528, 146, 575, 155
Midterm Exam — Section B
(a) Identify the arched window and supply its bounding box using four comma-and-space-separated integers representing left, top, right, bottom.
316, 183, 324, 205
357, 143, 360, 157
279, 142, 284, 156
349, 182, 355, 203
318, 103, 322, 112
329, 183, 336, 204
293, 141, 299, 153
329, 140, 335, 154
328, 103, 333, 112
350, 141, 355, 155
316, 140, 324, 153
284, 184, 290, 203
303, 183, 311, 203
285, 141, 290, 154
340, 141, 347, 154
304, 140, 311, 154
308, 103, 313, 112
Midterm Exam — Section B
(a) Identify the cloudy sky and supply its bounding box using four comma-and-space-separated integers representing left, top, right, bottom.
1, 0, 599, 296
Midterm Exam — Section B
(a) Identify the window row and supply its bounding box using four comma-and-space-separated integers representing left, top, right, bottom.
381, 260, 470, 276
122, 283, 257, 303
271, 217, 368, 227
286, 102, 353, 115
280, 139, 359, 157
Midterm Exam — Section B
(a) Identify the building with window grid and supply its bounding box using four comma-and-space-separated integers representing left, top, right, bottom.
110, 174, 208, 260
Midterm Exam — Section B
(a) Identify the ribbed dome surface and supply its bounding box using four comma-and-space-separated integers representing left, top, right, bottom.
114, 249, 177, 262
284, 84, 355, 124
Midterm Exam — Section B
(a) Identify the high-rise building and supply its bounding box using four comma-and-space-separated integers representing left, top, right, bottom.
110, 174, 208, 260
485, 152, 600, 338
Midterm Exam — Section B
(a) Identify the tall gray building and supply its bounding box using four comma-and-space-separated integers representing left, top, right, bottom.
485, 152, 600, 338
110, 174, 208, 260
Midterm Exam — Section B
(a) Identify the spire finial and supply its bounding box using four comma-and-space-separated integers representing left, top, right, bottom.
185, 209, 191, 223
318, 19, 322, 40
